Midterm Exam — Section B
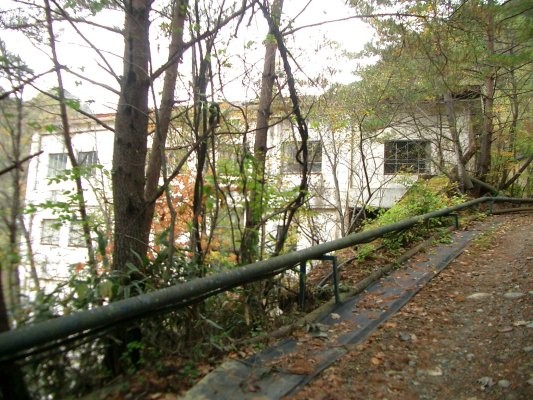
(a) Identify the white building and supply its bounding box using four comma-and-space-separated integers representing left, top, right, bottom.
22, 113, 115, 292
21, 95, 478, 291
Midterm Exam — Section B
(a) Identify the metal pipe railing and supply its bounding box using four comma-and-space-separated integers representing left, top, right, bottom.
0, 196, 531, 362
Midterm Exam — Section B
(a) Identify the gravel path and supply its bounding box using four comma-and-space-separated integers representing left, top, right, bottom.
289, 213, 533, 400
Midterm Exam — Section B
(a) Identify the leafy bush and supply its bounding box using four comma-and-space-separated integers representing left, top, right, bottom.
363, 178, 464, 250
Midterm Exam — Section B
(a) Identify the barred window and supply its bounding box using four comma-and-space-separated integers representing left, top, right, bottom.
41, 219, 60, 245
281, 140, 322, 174
384, 140, 430, 175
47, 153, 68, 178
78, 151, 98, 166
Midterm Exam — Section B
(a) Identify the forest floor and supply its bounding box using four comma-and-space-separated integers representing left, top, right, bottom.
103, 212, 532, 400
289, 212, 533, 400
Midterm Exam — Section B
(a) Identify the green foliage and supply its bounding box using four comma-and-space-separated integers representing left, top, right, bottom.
364, 178, 463, 250
63, 0, 115, 15
263, 33, 277, 46
24, 165, 105, 226
472, 228, 496, 251
356, 243, 375, 261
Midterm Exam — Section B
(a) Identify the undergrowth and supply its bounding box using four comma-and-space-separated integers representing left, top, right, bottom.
358, 177, 466, 258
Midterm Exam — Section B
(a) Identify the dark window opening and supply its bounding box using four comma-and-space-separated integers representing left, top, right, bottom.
384, 140, 430, 175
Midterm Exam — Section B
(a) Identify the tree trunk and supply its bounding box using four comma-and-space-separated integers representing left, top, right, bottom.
259, 2, 309, 255
443, 91, 473, 192
475, 10, 496, 185
144, 0, 188, 234
107, 0, 153, 375
112, 0, 153, 278
500, 155, 533, 191
241, 0, 283, 264
189, 33, 215, 274
498, 51, 520, 190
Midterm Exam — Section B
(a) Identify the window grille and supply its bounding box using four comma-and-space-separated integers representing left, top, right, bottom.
384, 140, 430, 174
47, 153, 68, 178
78, 151, 98, 166
41, 219, 60, 245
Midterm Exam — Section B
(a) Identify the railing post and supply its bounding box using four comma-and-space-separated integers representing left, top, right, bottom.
330, 256, 340, 305
318, 255, 341, 305
448, 213, 459, 229
299, 260, 307, 310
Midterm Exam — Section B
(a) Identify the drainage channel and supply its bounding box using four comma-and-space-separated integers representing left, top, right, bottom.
181, 226, 489, 400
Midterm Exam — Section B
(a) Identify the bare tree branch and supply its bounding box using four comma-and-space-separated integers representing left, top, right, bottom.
0, 151, 43, 177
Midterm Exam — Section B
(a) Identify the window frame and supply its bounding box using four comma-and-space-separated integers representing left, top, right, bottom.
78, 151, 98, 167
47, 153, 68, 178
383, 140, 430, 175
68, 221, 86, 247
40, 219, 60, 246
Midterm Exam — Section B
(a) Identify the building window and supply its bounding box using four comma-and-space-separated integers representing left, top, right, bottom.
78, 151, 98, 166
41, 219, 60, 245
47, 153, 68, 178
384, 140, 430, 175
78, 151, 98, 176
68, 221, 86, 247
281, 140, 322, 174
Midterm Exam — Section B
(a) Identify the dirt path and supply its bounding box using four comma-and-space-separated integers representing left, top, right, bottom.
289, 213, 533, 400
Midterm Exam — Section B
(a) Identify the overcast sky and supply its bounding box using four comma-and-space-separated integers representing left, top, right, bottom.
1, 0, 375, 113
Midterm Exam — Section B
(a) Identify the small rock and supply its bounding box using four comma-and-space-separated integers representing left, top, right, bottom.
408, 360, 417, 367
400, 332, 412, 341
467, 293, 491, 300
420, 366, 443, 376
526, 321, 533, 328
528, 378, 533, 386
499, 326, 513, 333
513, 320, 527, 326
330, 312, 341, 320
466, 353, 475, 361
498, 379, 511, 388
503, 291, 525, 299
307, 323, 329, 338
523, 346, 533, 353
478, 376, 494, 389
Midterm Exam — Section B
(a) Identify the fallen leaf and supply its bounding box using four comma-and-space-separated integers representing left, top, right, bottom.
370, 357, 382, 366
